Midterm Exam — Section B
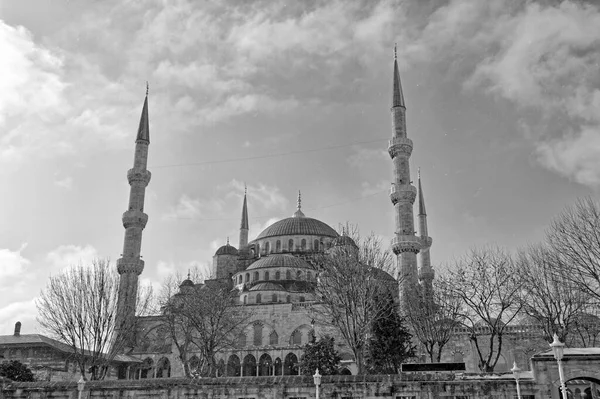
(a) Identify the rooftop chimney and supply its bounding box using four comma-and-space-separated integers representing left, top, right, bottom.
14, 321, 21, 336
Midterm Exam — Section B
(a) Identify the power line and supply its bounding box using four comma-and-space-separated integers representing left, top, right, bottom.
152, 138, 389, 169
163, 189, 388, 221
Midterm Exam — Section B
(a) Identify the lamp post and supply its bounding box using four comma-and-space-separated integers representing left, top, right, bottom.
77, 375, 86, 399
313, 368, 322, 399
550, 333, 568, 398
511, 362, 522, 399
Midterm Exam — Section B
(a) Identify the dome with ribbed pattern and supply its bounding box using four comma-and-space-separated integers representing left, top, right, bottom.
256, 217, 338, 240
246, 254, 312, 270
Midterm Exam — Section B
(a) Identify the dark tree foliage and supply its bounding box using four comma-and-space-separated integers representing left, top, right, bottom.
299, 336, 341, 376
367, 300, 415, 374
0, 360, 35, 382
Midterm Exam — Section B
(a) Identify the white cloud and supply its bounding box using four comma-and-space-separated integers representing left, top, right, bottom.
162, 195, 226, 221
0, 244, 30, 280
0, 299, 37, 335
54, 176, 73, 190
45, 244, 99, 270
227, 179, 289, 212
361, 180, 389, 196
347, 147, 388, 168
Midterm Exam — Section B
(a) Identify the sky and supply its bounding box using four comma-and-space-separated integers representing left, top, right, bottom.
0, 0, 599, 335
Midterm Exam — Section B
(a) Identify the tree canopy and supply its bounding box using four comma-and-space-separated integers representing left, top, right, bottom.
0, 360, 35, 382
299, 335, 341, 376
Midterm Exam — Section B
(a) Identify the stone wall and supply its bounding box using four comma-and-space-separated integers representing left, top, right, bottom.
0, 374, 539, 399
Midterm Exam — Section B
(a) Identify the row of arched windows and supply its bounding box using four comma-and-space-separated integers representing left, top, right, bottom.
262, 238, 322, 254
120, 357, 171, 379
225, 353, 299, 376
242, 293, 305, 305
236, 269, 315, 285
236, 326, 310, 348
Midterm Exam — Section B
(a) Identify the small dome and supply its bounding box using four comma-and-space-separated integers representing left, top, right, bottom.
246, 254, 312, 270
179, 279, 194, 288
369, 266, 395, 282
215, 243, 238, 256
249, 282, 287, 292
332, 235, 357, 248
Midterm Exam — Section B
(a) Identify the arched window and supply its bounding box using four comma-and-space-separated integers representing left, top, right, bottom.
288, 239, 294, 251
275, 271, 281, 280
253, 271, 259, 281
314, 239, 319, 251
307, 272, 312, 281
299, 296, 305, 302
286, 270, 291, 279
155, 357, 171, 378
258, 353, 272, 376
270, 331, 279, 345
264, 271, 270, 281
243, 295, 247, 305
286, 295, 291, 303
237, 333, 246, 348
265, 242, 270, 253
245, 273, 249, 282
256, 293, 262, 304
301, 239, 306, 250
227, 355, 240, 377
253, 323, 263, 346
189, 356, 200, 375
242, 355, 257, 377
272, 293, 277, 302
276, 240, 281, 252
284, 353, 298, 375
296, 270, 302, 280
291, 330, 302, 345
238, 275, 242, 284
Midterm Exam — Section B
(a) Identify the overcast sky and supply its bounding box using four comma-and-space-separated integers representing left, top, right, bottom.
1, 0, 599, 335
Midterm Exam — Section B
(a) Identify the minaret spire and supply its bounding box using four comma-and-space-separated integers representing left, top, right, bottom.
239, 185, 249, 248
388, 46, 420, 308
417, 170, 434, 300
115, 86, 152, 347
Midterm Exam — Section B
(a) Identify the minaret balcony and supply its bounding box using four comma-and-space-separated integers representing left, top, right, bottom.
127, 168, 151, 186
117, 257, 145, 275
122, 210, 148, 229
419, 236, 433, 249
419, 267, 435, 281
390, 184, 417, 205
391, 235, 421, 255
388, 137, 413, 158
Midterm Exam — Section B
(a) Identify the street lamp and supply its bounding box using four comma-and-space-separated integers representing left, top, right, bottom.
77, 375, 86, 399
550, 333, 568, 398
313, 368, 322, 399
510, 361, 522, 399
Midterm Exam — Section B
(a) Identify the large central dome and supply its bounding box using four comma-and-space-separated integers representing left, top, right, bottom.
256, 216, 339, 239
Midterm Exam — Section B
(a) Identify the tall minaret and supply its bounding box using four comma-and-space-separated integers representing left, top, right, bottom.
239, 185, 249, 248
388, 46, 420, 308
115, 87, 151, 346
417, 169, 434, 301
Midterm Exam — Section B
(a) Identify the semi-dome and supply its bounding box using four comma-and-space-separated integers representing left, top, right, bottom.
215, 243, 238, 256
246, 254, 312, 270
179, 279, 194, 288
249, 282, 286, 292
256, 217, 338, 240
332, 235, 357, 248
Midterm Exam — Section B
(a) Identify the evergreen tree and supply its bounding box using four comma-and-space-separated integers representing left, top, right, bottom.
0, 360, 35, 382
367, 301, 415, 374
299, 336, 341, 376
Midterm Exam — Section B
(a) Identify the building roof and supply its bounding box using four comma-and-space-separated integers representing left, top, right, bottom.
0, 334, 141, 363
255, 217, 338, 240
246, 254, 313, 271
249, 282, 286, 292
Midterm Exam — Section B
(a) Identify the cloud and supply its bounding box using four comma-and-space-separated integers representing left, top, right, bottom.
0, 244, 30, 281
347, 147, 388, 168
54, 176, 73, 190
45, 244, 99, 270
361, 180, 389, 196
0, 299, 37, 335
410, 0, 600, 187
162, 195, 226, 221
227, 179, 289, 212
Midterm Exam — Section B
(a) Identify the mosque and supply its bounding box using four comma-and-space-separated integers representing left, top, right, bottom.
110, 49, 433, 379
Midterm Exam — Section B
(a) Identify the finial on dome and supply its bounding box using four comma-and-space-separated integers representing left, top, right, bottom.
187, 269, 191, 280
227, 236, 230, 245
293, 190, 305, 218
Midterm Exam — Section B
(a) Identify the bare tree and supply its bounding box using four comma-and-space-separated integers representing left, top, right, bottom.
516, 244, 592, 345
546, 197, 600, 303
160, 272, 251, 378
404, 279, 462, 362
441, 246, 523, 372
312, 231, 397, 375
36, 259, 153, 380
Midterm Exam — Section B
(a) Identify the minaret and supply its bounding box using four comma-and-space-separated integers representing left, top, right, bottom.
239, 185, 249, 248
417, 169, 434, 301
388, 46, 420, 308
115, 86, 151, 346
